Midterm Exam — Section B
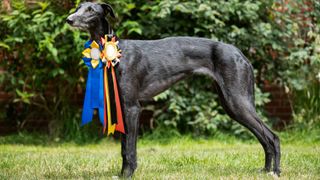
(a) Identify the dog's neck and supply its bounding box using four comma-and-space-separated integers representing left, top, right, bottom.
89, 18, 113, 42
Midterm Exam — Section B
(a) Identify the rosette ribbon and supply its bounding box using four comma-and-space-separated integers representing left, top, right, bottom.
81, 35, 125, 135
101, 35, 125, 135
81, 40, 105, 126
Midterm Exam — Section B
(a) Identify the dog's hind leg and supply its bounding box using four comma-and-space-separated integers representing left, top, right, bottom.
209, 47, 281, 175
215, 89, 281, 175
120, 101, 141, 178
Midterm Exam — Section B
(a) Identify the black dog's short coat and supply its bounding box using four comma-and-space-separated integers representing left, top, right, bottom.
67, 2, 281, 178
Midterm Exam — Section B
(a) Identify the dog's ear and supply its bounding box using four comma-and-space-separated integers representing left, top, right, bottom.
101, 3, 115, 18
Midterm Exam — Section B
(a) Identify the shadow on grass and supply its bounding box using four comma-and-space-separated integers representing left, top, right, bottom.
43, 169, 120, 179
0, 131, 121, 146
0, 127, 319, 146
0, 130, 246, 147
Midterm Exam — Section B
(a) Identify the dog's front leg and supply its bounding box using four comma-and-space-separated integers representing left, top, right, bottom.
120, 102, 141, 178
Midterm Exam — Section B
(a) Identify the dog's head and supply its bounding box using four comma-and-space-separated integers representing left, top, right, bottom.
66, 2, 115, 31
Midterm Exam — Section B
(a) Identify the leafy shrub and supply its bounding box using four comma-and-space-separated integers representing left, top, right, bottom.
0, 1, 99, 140
111, 0, 319, 135
292, 82, 320, 130
152, 76, 270, 138
0, 0, 319, 139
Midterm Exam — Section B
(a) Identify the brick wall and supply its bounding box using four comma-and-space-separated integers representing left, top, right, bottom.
0, 47, 293, 134
0, 47, 295, 134
0, 51, 10, 103
263, 83, 293, 130
0, 83, 293, 135
0, 66, 15, 135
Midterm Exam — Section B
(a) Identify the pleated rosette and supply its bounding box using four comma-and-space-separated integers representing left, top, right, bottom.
82, 40, 103, 68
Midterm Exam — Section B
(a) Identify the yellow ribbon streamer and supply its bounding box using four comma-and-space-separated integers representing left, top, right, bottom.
104, 65, 116, 135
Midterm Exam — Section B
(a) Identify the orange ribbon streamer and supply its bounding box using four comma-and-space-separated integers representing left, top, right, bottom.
111, 66, 125, 134
103, 61, 125, 135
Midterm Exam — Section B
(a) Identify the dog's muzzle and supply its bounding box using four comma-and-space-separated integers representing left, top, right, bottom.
66, 18, 74, 25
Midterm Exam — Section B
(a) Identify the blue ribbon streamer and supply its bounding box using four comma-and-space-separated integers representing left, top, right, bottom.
81, 40, 105, 126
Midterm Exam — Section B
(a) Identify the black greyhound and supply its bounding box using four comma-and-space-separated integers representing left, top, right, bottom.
67, 2, 281, 178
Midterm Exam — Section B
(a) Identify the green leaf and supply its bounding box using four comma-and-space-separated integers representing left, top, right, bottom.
128, 28, 142, 35
0, 42, 10, 50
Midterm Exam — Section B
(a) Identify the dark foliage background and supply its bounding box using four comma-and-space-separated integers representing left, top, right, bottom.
0, 0, 319, 140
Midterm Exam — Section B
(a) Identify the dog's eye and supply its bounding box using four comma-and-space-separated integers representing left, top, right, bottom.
87, 7, 94, 12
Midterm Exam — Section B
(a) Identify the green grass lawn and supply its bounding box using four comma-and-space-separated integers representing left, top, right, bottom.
0, 132, 319, 179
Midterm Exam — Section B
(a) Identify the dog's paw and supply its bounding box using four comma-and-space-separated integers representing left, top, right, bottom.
112, 176, 120, 180
120, 167, 134, 179
267, 171, 280, 179
258, 168, 270, 173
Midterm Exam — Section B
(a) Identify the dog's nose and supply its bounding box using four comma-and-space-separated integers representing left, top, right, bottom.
66, 18, 74, 25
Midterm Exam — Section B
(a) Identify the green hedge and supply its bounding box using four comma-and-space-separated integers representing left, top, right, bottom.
0, 0, 319, 139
